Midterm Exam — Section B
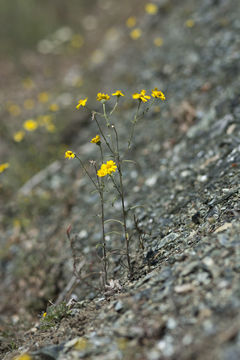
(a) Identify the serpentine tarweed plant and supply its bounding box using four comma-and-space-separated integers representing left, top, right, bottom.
65, 88, 165, 287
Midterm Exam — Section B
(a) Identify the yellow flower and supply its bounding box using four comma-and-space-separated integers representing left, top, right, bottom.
71, 34, 84, 48
91, 135, 101, 144
154, 37, 163, 47
14, 354, 32, 360
24, 99, 35, 110
145, 3, 158, 15
126, 16, 136, 28
38, 92, 49, 103
97, 161, 117, 177
185, 19, 195, 28
7, 104, 21, 116
96, 93, 110, 102
49, 103, 59, 112
22, 77, 34, 89
112, 90, 124, 97
97, 166, 108, 177
43, 312, 47, 318
130, 28, 142, 40
38, 115, 53, 127
0, 163, 9, 174
76, 98, 88, 109
74, 337, 88, 351
132, 89, 151, 103
14, 131, 25, 142
23, 119, 38, 132
105, 160, 117, 174
151, 88, 166, 100
46, 123, 56, 133
65, 150, 75, 159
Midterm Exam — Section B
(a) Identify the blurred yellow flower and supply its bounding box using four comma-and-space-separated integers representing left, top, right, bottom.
46, 123, 56, 133
71, 34, 84, 48
38, 115, 53, 126
154, 37, 163, 47
38, 92, 49, 103
65, 150, 75, 159
24, 99, 35, 110
76, 98, 88, 109
22, 78, 35, 89
49, 103, 59, 112
0, 163, 9, 174
14, 131, 25, 142
23, 119, 38, 131
126, 16, 136, 28
145, 3, 158, 15
130, 28, 142, 40
132, 90, 151, 103
7, 104, 21, 116
43, 312, 47, 318
151, 88, 166, 100
91, 135, 101, 144
74, 338, 88, 351
112, 90, 124, 97
96, 93, 110, 101
185, 19, 195, 28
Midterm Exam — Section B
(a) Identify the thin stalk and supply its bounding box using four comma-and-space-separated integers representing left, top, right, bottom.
75, 155, 98, 190
110, 98, 119, 116
118, 164, 132, 276
100, 190, 107, 285
128, 98, 156, 149
99, 144, 104, 163
93, 113, 114, 155
112, 125, 132, 276
128, 100, 141, 149
103, 103, 110, 127
95, 166, 108, 286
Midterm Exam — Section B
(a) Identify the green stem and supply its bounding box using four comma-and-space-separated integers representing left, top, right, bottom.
103, 103, 110, 127
93, 113, 114, 155
111, 125, 132, 275
95, 167, 108, 286
110, 98, 119, 116
128, 100, 141, 149
75, 155, 98, 190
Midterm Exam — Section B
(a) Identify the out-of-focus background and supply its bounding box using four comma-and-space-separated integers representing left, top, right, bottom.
0, 0, 143, 197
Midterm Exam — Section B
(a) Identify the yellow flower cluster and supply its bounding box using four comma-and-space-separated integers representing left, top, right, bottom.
97, 160, 117, 177
65, 150, 75, 159
76, 98, 88, 109
91, 135, 101, 144
0, 163, 9, 174
97, 93, 110, 102
75, 88, 165, 109
132, 88, 166, 103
